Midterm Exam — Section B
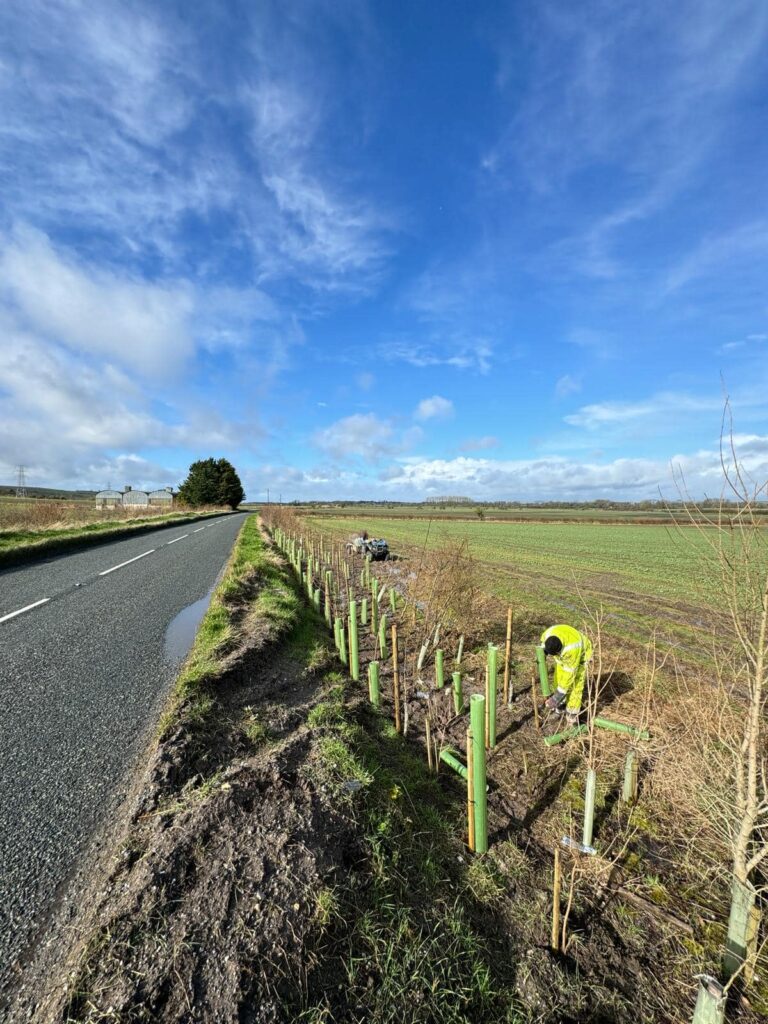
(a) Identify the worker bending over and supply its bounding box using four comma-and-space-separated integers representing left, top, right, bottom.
540, 624, 593, 726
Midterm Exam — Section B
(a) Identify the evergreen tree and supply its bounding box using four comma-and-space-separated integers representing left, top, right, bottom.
178, 458, 244, 509
216, 459, 245, 508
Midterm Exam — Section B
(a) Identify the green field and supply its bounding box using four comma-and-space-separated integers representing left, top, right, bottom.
310, 515, 732, 662
280, 500, 768, 525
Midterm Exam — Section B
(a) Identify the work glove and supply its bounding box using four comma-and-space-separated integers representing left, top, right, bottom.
545, 691, 566, 712
565, 710, 580, 727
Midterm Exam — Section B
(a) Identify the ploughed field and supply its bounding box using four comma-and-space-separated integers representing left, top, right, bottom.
308, 515, 731, 665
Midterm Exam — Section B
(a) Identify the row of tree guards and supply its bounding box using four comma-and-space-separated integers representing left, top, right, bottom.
271, 524, 650, 863
272, 524, 496, 851
270, 523, 739, 1024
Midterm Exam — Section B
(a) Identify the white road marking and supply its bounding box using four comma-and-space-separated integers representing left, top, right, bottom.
192, 527, 205, 532
167, 534, 189, 545
98, 549, 155, 576
0, 597, 51, 624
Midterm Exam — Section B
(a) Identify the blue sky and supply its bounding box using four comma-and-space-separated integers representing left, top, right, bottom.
1, 0, 767, 501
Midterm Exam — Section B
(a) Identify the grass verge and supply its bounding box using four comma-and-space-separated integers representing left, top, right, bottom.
0, 508, 232, 567
163, 514, 302, 736
298, 674, 525, 1023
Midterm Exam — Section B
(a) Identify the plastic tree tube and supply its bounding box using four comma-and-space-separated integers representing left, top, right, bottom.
452, 671, 464, 715
339, 618, 347, 666
435, 649, 444, 689
378, 614, 388, 658
349, 600, 359, 681
593, 717, 650, 741
691, 976, 725, 1024
368, 661, 380, 708
543, 724, 589, 746
455, 634, 464, 669
622, 748, 638, 805
536, 645, 551, 697
470, 694, 488, 853
439, 747, 468, 779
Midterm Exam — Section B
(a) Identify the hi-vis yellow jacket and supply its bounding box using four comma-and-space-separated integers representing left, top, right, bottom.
540, 624, 593, 686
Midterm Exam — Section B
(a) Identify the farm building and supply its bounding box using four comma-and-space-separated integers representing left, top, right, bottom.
149, 487, 175, 506
94, 485, 176, 508
94, 489, 123, 508
122, 486, 150, 507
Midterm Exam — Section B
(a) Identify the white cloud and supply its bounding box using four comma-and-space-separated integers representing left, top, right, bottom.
0, 226, 194, 377
357, 372, 375, 391
414, 395, 454, 421
312, 414, 396, 461
240, 434, 768, 502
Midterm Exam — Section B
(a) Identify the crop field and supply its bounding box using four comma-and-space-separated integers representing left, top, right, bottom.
287, 500, 768, 525
308, 514, 735, 665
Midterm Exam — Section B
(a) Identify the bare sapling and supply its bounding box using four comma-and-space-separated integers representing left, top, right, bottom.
671, 405, 768, 984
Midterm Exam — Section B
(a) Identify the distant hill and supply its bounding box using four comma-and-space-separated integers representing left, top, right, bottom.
0, 485, 97, 500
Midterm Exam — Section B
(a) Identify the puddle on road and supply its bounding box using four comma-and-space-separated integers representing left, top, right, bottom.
164, 586, 215, 665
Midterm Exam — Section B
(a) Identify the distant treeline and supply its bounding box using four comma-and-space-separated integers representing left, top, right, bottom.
0, 485, 97, 500
270, 498, 765, 510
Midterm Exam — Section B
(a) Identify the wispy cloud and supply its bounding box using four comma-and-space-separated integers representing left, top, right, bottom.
564, 391, 721, 430
378, 339, 493, 373
555, 373, 582, 398
459, 436, 499, 452
488, 1, 768, 281
663, 221, 768, 294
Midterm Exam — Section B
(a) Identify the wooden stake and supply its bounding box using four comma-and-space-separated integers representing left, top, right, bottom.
531, 675, 540, 730
426, 716, 433, 771
503, 607, 513, 703
561, 862, 577, 954
467, 726, 475, 851
551, 847, 562, 952
392, 623, 401, 733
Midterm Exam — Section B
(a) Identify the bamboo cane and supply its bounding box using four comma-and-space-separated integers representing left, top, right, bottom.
531, 676, 540, 730
551, 848, 562, 951
426, 716, 433, 771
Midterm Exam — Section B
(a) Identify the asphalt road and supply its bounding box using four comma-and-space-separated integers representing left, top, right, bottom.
0, 512, 249, 994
